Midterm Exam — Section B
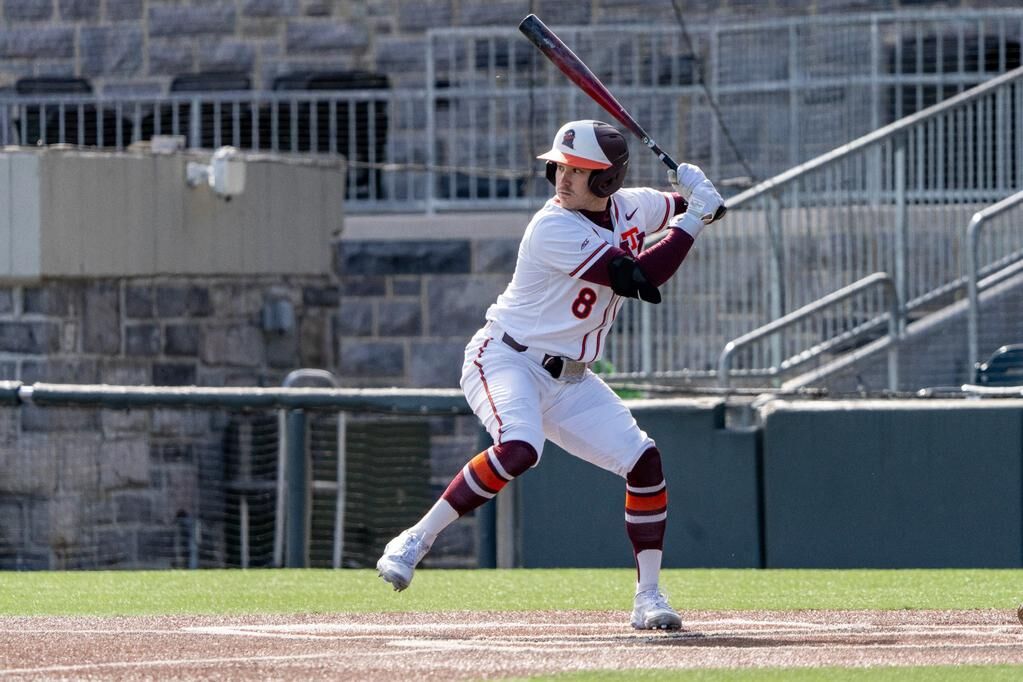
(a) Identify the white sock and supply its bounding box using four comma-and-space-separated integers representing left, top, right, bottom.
410, 499, 459, 543
635, 549, 663, 594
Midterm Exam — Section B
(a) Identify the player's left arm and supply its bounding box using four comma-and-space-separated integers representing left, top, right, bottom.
581, 171, 722, 302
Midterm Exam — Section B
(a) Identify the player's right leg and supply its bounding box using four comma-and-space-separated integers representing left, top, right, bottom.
377, 327, 546, 591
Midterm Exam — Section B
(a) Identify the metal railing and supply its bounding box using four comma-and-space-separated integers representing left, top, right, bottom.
2, 10, 1020, 216
5, 381, 468, 569
601, 62, 1023, 381
966, 190, 1023, 368
717, 273, 902, 390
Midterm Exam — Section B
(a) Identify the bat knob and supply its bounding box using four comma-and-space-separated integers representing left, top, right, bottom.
712, 205, 727, 223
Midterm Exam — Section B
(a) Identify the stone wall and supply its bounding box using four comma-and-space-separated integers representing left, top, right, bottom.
333, 235, 519, 387
0, 1, 1008, 94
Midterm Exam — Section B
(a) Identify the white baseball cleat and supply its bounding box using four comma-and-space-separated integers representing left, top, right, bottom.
376, 529, 432, 592
631, 589, 682, 630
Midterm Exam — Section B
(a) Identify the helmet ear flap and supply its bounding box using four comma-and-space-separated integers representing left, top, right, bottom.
545, 161, 557, 186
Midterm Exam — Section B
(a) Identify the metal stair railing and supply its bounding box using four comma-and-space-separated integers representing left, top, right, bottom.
624, 64, 1023, 383
717, 273, 902, 390
966, 190, 1023, 368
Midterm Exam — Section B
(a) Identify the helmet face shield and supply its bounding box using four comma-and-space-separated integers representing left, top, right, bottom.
538, 120, 629, 198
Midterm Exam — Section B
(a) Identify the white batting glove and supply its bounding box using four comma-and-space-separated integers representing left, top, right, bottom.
673, 178, 723, 237
667, 163, 707, 200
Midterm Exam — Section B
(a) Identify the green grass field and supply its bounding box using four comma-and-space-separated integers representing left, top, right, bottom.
2, 568, 1021, 680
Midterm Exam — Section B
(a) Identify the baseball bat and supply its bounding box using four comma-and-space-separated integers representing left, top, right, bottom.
518, 13, 726, 221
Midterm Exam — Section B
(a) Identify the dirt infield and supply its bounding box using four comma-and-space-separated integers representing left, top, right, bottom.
1, 609, 1021, 680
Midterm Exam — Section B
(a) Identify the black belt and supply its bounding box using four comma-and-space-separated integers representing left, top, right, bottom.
500, 332, 579, 381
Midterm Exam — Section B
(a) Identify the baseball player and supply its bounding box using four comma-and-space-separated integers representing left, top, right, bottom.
377, 120, 723, 630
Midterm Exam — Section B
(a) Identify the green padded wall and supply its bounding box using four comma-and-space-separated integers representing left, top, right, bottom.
517, 400, 762, 568
761, 401, 1023, 568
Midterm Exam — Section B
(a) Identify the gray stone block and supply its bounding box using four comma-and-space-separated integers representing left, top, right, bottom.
378, 300, 421, 336
202, 325, 263, 366
0, 362, 16, 380
152, 362, 197, 386
96, 528, 135, 566
149, 4, 237, 37
391, 277, 421, 296
126, 285, 153, 318
149, 41, 194, 76
115, 493, 153, 524
157, 285, 212, 318
425, 275, 506, 337
21, 358, 98, 384
164, 323, 200, 356
534, 1, 592, 24
244, 0, 299, 18
396, 0, 452, 31
335, 300, 373, 336
408, 340, 463, 388
23, 285, 73, 316
298, 314, 330, 368
59, 0, 98, 20
339, 240, 471, 276
126, 323, 161, 357
4, 0, 51, 21
372, 37, 429, 87
303, 285, 340, 307
474, 238, 519, 274
302, 0, 332, 16
107, 0, 142, 21
0, 321, 60, 354
285, 20, 369, 52
457, 2, 523, 26
265, 328, 299, 368
339, 339, 404, 378
82, 282, 121, 355
199, 40, 257, 73
99, 358, 150, 385
211, 283, 263, 318
100, 439, 150, 491
0, 27, 75, 59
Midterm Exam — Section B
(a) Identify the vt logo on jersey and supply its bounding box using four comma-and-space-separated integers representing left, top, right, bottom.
620, 227, 644, 255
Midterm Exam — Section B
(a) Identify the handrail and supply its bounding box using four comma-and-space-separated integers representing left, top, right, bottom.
965, 190, 1023, 371
718, 272, 902, 389
727, 65, 1023, 208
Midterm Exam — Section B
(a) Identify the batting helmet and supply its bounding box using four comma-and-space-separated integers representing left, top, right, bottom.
537, 120, 629, 198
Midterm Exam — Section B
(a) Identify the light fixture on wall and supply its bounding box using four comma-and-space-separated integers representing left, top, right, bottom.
185, 146, 247, 200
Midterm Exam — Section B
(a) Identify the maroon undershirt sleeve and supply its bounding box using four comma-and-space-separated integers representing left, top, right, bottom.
579, 227, 696, 288
577, 191, 694, 289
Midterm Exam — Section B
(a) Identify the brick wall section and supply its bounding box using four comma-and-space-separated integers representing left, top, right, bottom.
334, 237, 519, 388
0, 1, 1001, 93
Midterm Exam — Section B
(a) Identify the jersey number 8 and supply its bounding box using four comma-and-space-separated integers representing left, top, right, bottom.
571, 287, 597, 319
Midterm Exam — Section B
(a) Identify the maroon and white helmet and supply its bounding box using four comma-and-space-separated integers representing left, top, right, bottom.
537, 120, 629, 198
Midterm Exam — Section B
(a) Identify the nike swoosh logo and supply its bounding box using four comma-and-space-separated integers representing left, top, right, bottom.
625, 208, 638, 221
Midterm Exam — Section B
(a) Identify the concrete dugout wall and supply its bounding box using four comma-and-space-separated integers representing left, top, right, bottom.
761, 399, 1023, 568
516, 399, 762, 568
512, 397, 1023, 569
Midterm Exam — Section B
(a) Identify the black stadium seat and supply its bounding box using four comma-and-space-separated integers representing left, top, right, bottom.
13, 77, 134, 148
270, 71, 390, 199
974, 344, 1023, 386
139, 72, 254, 149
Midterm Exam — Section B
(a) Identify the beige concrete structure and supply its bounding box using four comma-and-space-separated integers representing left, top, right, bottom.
0, 146, 344, 280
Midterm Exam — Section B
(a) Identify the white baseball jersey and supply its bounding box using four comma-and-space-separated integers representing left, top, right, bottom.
486, 187, 674, 362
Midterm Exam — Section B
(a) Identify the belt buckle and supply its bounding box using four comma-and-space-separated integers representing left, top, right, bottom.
560, 360, 588, 383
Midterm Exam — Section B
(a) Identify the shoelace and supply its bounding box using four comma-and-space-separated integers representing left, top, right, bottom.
637, 590, 674, 612
394, 533, 426, 564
